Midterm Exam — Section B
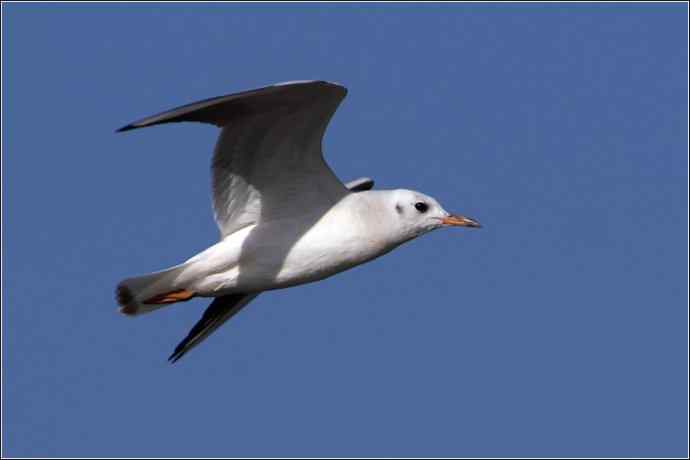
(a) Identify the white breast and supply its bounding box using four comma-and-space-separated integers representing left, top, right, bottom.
186, 192, 402, 296
235, 193, 396, 291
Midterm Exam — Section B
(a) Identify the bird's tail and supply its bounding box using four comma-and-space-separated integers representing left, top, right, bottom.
116, 264, 196, 316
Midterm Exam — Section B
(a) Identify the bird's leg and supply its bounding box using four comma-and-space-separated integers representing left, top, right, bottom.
143, 289, 196, 305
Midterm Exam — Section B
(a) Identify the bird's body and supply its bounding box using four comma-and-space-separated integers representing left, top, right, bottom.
116, 81, 480, 362
122, 190, 416, 305
203, 191, 394, 293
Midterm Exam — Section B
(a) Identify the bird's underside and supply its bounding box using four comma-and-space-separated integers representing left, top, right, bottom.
116, 81, 375, 362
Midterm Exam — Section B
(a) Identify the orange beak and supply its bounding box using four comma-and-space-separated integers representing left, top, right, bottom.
440, 214, 481, 228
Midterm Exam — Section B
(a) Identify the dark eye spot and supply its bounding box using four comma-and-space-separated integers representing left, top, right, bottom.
395, 204, 403, 214
414, 202, 428, 213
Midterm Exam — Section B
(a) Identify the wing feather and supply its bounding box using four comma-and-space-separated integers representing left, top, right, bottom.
117, 80, 349, 238
168, 293, 258, 363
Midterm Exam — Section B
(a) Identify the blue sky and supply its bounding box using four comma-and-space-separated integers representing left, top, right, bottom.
2, 3, 687, 457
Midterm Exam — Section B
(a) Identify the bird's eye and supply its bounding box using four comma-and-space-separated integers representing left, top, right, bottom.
414, 202, 428, 213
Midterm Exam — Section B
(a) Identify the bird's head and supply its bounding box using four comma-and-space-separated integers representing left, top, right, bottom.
390, 189, 481, 239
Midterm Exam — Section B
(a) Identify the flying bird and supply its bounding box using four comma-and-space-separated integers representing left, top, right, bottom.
116, 80, 481, 363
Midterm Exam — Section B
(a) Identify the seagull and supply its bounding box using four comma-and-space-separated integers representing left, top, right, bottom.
115, 80, 481, 363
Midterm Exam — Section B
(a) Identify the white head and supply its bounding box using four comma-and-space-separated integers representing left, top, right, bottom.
387, 189, 481, 241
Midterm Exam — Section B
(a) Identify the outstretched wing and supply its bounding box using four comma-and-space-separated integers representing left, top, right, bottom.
118, 80, 349, 238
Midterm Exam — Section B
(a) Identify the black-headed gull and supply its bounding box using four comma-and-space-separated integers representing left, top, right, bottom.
116, 81, 480, 362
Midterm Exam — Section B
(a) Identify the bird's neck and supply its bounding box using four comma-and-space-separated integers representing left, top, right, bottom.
339, 191, 417, 248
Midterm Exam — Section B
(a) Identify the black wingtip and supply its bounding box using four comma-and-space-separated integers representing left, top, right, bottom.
168, 346, 185, 364
116, 124, 137, 133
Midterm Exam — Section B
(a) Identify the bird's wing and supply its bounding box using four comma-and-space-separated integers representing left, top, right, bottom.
117, 80, 349, 238
168, 293, 259, 363
344, 177, 375, 192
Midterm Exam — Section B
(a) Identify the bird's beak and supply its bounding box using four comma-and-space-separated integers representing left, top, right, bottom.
440, 214, 481, 228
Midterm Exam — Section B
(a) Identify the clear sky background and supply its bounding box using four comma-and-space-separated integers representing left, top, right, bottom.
2, 3, 687, 458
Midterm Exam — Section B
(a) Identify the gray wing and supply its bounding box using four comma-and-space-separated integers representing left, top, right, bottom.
168, 293, 259, 363
118, 80, 349, 238
344, 177, 374, 192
